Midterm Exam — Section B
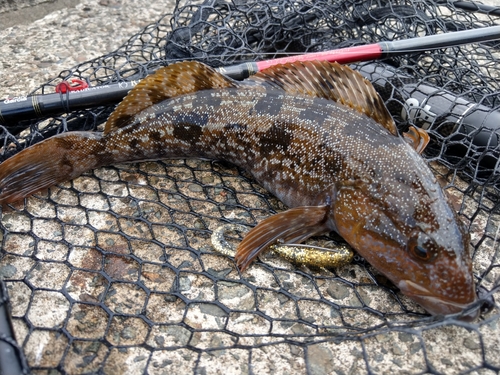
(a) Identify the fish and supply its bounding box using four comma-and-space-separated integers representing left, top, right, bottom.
0, 60, 478, 319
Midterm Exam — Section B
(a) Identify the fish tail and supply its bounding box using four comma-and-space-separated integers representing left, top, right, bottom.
0, 131, 105, 204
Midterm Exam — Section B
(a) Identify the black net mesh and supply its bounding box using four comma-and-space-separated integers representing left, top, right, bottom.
0, 0, 499, 373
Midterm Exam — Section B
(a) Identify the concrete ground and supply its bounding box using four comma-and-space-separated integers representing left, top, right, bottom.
0, 0, 79, 28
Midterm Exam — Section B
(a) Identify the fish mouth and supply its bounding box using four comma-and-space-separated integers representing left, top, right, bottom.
398, 280, 479, 321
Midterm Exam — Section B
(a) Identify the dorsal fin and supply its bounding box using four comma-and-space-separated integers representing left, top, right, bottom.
104, 61, 237, 134
248, 61, 397, 136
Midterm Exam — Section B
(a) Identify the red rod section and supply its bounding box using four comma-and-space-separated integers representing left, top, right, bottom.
256, 44, 383, 70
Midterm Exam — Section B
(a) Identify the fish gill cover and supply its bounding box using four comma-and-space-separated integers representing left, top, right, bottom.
0, 0, 499, 373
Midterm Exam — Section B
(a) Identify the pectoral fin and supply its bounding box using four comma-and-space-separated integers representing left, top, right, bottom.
403, 126, 430, 154
235, 205, 333, 271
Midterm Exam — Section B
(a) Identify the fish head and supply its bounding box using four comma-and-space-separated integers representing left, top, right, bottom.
396, 215, 478, 320
332, 175, 478, 320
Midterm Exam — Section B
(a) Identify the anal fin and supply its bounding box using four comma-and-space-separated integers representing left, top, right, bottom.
235, 205, 332, 271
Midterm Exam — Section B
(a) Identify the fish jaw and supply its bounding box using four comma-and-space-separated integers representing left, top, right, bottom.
398, 280, 479, 320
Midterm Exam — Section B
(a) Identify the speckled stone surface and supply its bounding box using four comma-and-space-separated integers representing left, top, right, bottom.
0, 0, 176, 98
0, 0, 57, 13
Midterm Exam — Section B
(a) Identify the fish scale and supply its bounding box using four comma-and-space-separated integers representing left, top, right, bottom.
104, 88, 355, 204
0, 60, 477, 319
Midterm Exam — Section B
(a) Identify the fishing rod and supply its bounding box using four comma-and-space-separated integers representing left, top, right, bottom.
354, 62, 500, 178
1, 26, 499, 127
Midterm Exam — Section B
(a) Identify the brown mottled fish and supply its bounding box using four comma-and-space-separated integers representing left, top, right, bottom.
0, 60, 477, 319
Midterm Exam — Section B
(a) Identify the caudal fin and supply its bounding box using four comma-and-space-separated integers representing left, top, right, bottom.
0, 131, 104, 204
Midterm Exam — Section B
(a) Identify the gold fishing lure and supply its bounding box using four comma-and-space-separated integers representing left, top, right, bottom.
211, 223, 354, 268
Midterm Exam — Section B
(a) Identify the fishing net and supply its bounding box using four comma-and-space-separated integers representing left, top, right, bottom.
0, 0, 499, 373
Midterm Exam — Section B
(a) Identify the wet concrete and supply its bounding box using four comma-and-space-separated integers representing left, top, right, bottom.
0, 0, 79, 29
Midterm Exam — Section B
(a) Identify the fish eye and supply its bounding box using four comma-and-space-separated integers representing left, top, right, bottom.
412, 245, 429, 260
407, 233, 437, 262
